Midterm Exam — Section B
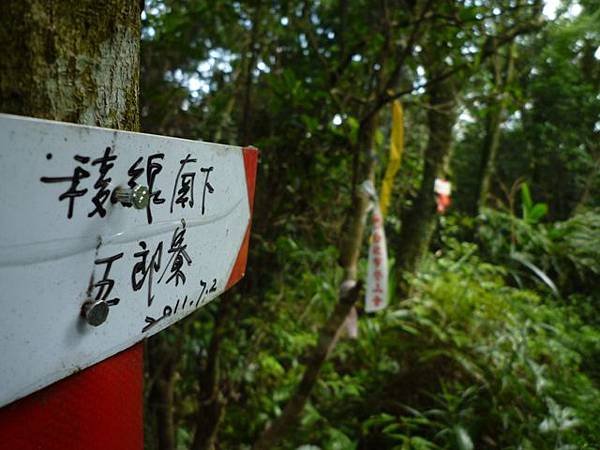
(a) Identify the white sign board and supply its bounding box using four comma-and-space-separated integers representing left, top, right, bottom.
0, 114, 258, 408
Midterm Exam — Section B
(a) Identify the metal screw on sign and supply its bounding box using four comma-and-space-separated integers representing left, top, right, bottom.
82, 299, 110, 326
114, 185, 150, 209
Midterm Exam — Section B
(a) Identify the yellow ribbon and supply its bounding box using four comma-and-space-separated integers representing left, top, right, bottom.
379, 100, 404, 217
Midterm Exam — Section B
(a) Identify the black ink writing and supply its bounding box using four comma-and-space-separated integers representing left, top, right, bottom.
199, 166, 214, 215
40, 155, 91, 219
42, 150, 219, 221
146, 154, 166, 223
93, 252, 124, 306
142, 277, 218, 333
158, 221, 192, 286
195, 278, 218, 307
170, 154, 197, 212
127, 156, 144, 190
132, 240, 163, 307
197, 279, 207, 306
127, 153, 166, 223
142, 305, 172, 333
89, 147, 117, 218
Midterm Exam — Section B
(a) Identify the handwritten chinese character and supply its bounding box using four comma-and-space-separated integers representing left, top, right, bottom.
40, 155, 90, 219
93, 252, 124, 306
89, 147, 117, 218
170, 153, 197, 212
132, 240, 163, 307
199, 166, 214, 215
158, 221, 192, 286
128, 153, 166, 224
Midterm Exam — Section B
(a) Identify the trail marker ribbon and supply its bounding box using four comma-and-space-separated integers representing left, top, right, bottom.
363, 181, 389, 313
379, 100, 404, 216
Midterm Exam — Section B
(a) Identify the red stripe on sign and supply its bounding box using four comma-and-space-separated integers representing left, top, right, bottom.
226, 146, 259, 290
0, 343, 143, 450
242, 146, 259, 215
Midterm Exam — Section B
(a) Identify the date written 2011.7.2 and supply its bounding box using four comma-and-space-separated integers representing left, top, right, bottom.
142, 277, 217, 333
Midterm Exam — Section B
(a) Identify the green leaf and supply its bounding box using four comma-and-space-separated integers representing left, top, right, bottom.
521, 182, 533, 213
511, 252, 560, 297
529, 203, 548, 223
346, 116, 359, 145
454, 426, 473, 450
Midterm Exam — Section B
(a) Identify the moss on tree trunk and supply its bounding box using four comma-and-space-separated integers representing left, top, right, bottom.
0, 0, 140, 130
0, 0, 143, 444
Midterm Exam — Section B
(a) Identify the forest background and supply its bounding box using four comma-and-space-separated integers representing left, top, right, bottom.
137, 0, 600, 449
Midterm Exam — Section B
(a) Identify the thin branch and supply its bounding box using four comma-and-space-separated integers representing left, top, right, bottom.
377, 0, 435, 99
364, 18, 544, 120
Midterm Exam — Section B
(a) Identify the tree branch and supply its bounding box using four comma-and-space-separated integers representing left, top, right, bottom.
364, 18, 544, 119
252, 283, 362, 450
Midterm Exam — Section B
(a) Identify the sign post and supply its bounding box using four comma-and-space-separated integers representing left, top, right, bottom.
0, 114, 258, 449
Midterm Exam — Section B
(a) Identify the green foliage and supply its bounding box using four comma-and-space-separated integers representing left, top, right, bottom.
137, 1, 600, 449
477, 208, 600, 302
348, 244, 600, 449
249, 237, 600, 449
520, 182, 548, 224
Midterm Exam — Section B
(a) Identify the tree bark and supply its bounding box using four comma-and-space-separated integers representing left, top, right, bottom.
475, 42, 516, 213
476, 101, 504, 211
0, 0, 140, 130
340, 116, 379, 280
253, 283, 361, 450
0, 0, 142, 444
396, 73, 457, 289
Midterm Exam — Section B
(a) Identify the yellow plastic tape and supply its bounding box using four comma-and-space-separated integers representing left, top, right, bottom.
379, 100, 404, 217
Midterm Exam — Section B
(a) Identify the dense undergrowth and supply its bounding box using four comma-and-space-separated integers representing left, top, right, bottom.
204, 210, 600, 450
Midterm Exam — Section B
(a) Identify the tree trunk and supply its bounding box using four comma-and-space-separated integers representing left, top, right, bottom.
190, 300, 230, 450
240, 2, 262, 145
147, 334, 179, 450
253, 116, 378, 450
253, 283, 361, 450
475, 42, 516, 213
0, 0, 142, 445
340, 116, 379, 280
0, 0, 140, 130
476, 102, 504, 211
396, 74, 457, 290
